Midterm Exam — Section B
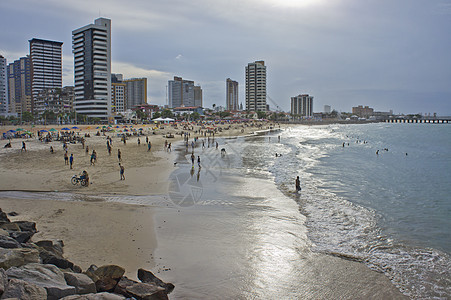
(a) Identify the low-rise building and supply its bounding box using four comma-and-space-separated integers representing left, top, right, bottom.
352, 105, 374, 118
34, 86, 74, 116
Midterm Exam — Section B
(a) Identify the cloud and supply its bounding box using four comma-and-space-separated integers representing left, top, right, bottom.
175, 54, 183, 60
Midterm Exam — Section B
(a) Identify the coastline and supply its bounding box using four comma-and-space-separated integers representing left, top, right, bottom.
0, 122, 407, 298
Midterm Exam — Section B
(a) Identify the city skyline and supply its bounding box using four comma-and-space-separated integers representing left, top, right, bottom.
1, 0, 450, 115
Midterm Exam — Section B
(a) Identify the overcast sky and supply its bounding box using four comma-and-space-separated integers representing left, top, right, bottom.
1, 0, 450, 115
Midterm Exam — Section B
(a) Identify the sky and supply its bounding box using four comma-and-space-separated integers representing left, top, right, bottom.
1, 0, 451, 115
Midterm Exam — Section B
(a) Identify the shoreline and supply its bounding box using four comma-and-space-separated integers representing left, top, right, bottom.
0, 122, 408, 298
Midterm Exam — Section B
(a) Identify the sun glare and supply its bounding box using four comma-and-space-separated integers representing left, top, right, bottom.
264, 0, 324, 8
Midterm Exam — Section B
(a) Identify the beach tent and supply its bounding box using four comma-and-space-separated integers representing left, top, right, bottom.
163, 118, 175, 122
152, 117, 165, 122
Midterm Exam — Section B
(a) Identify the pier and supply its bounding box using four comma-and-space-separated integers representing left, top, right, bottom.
384, 117, 450, 124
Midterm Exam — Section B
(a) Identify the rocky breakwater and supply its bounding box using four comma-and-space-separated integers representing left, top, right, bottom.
0, 208, 174, 299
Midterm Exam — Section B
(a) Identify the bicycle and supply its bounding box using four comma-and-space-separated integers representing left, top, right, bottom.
71, 174, 88, 187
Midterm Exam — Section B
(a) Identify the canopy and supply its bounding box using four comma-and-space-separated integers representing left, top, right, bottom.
164, 118, 175, 122
152, 117, 165, 121
72, 126, 79, 129
61, 127, 70, 131
49, 128, 57, 132
39, 129, 48, 132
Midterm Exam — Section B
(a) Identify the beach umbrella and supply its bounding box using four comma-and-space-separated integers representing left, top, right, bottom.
39, 130, 48, 133
72, 126, 79, 129
61, 127, 70, 131
49, 128, 57, 132
15, 128, 24, 131
116, 126, 120, 128
102, 125, 107, 128
7, 130, 16, 133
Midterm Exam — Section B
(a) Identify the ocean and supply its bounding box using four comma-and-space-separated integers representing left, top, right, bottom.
158, 122, 450, 299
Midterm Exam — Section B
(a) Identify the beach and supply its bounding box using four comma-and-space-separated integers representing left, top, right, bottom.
0, 122, 408, 298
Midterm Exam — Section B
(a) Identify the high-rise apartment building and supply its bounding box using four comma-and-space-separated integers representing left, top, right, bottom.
34, 86, 74, 116
72, 17, 111, 120
193, 85, 202, 107
29, 38, 63, 113
168, 76, 202, 108
112, 82, 126, 113
124, 78, 147, 110
7, 57, 32, 115
0, 55, 8, 116
226, 78, 238, 111
291, 94, 313, 118
245, 60, 266, 112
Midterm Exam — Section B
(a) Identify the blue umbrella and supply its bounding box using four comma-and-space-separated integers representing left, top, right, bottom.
7, 130, 16, 133
72, 126, 79, 129
61, 127, 70, 131
39, 129, 48, 132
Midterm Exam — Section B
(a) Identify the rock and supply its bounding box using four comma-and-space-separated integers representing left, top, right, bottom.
7, 212, 18, 217
0, 229, 9, 237
60, 292, 126, 299
126, 282, 168, 300
0, 248, 40, 269
9, 231, 34, 244
0, 224, 20, 232
84, 265, 125, 293
138, 268, 174, 294
6, 263, 76, 299
1, 278, 47, 300
12, 221, 37, 233
64, 272, 97, 294
0, 209, 10, 223
0, 236, 21, 249
35, 240, 64, 257
0, 268, 7, 295
39, 248, 76, 270
113, 276, 137, 298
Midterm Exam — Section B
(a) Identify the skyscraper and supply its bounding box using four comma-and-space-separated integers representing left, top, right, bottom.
72, 17, 111, 121
245, 60, 266, 112
29, 38, 63, 113
124, 78, 147, 109
168, 76, 202, 108
0, 55, 8, 116
7, 57, 32, 115
291, 94, 313, 118
226, 78, 238, 111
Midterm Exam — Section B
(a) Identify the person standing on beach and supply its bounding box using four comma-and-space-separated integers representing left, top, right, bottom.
21, 141, 26, 152
147, 141, 151, 152
69, 154, 74, 169
118, 149, 122, 162
191, 153, 195, 166
119, 163, 125, 180
64, 151, 68, 165
197, 156, 201, 168
295, 176, 301, 192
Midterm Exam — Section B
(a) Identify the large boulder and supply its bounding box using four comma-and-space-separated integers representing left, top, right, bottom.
35, 240, 64, 257
6, 263, 76, 299
0, 248, 40, 269
0, 229, 9, 237
138, 268, 174, 294
60, 292, 126, 299
64, 272, 97, 295
9, 231, 34, 244
0, 223, 20, 232
39, 248, 75, 270
113, 276, 136, 298
12, 221, 37, 233
84, 265, 125, 293
1, 278, 47, 299
0, 235, 21, 249
0, 268, 7, 295
0, 209, 10, 224
125, 282, 168, 300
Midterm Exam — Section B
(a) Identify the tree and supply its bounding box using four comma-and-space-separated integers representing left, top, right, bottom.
42, 110, 56, 124
152, 112, 161, 119
257, 111, 267, 119
22, 111, 34, 123
136, 109, 147, 120
161, 109, 174, 118
191, 112, 201, 120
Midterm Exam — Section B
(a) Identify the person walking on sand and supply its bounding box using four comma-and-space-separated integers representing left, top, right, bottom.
119, 163, 125, 180
191, 153, 195, 165
295, 176, 301, 192
64, 151, 68, 165
90, 150, 96, 166
21, 141, 26, 152
197, 156, 201, 168
118, 149, 122, 162
69, 154, 74, 169
147, 141, 151, 152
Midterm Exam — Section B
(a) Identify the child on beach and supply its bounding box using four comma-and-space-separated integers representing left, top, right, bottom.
69, 154, 74, 169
